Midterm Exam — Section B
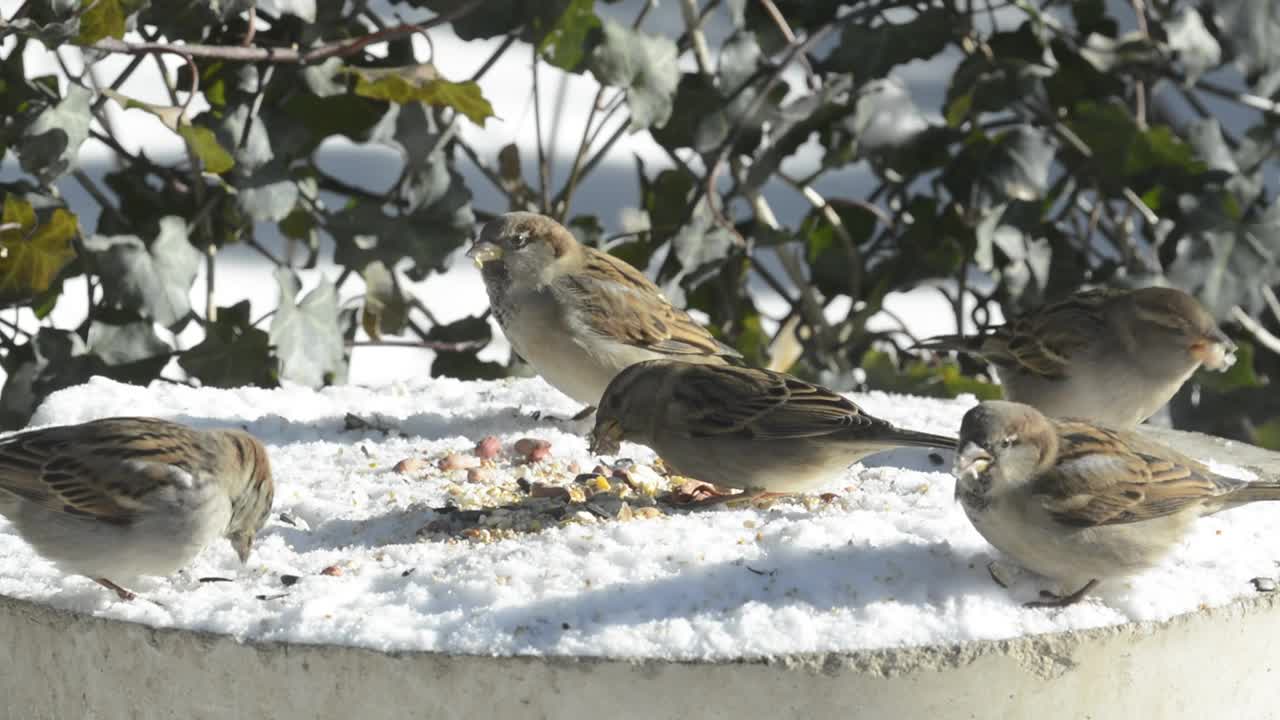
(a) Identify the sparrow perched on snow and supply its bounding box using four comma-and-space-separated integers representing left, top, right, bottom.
590, 360, 956, 501
0, 417, 274, 600
954, 400, 1280, 607
467, 212, 740, 416
917, 287, 1235, 428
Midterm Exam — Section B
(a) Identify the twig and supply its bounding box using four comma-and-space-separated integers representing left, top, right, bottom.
531, 44, 551, 212
556, 86, 608, 220
755, 0, 820, 89
1232, 305, 1280, 356
1185, 76, 1280, 120
72, 170, 129, 229
346, 339, 488, 352
776, 171, 867, 302
242, 1, 258, 47
703, 24, 836, 245
1129, 0, 1148, 129
1262, 285, 1280, 326
679, 0, 715, 80
81, 3, 484, 64
246, 236, 286, 266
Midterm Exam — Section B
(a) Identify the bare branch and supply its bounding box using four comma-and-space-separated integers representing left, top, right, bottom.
1232, 305, 1280, 356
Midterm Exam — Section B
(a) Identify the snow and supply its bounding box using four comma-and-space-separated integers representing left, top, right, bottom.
0, 376, 1275, 661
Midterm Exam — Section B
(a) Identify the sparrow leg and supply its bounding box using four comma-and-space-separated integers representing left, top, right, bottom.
528, 406, 595, 423
683, 489, 784, 509
95, 578, 137, 602
986, 561, 1009, 589
1023, 579, 1098, 608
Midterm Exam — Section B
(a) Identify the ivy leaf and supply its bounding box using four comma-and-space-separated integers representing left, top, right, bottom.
1067, 101, 1203, 187
538, 0, 600, 70
0, 196, 78, 307
270, 269, 346, 387
77, 0, 146, 44
590, 19, 679, 131
1163, 8, 1221, 83
819, 7, 953, 83
1211, 0, 1280, 94
345, 64, 495, 126
102, 89, 234, 173
0, 328, 100, 429
256, 0, 315, 22
361, 260, 409, 341
427, 315, 503, 380
861, 349, 1002, 400
83, 216, 200, 330
86, 317, 172, 384
19, 84, 92, 183
180, 301, 278, 387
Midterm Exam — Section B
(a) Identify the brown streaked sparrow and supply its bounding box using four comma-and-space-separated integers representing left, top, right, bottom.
590, 360, 956, 502
954, 400, 1280, 607
0, 417, 274, 600
467, 212, 740, 415
918, 286, 1235, 427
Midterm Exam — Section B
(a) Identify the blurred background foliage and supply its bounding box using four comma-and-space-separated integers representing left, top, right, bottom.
1, 0, 1279, 446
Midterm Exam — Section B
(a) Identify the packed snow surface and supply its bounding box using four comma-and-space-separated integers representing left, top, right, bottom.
0, 376, 1276, 660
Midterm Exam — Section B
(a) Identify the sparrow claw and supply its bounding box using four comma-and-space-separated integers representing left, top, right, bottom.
1022, 579, 1099, 608
986, 561, 1009, 589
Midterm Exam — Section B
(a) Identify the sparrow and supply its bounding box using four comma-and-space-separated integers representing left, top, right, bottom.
590, 360, 956, 502
467, 212, 740, 416
953, 400, 1280, 607
0, 417, 274, 600
917, 286, 1235, 427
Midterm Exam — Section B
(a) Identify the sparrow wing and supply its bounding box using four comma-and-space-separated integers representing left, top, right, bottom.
562, 247, 742, 359
0, 417, 205, 525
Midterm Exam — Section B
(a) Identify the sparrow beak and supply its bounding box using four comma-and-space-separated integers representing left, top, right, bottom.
590, 418, 624, 456
954, 442, 993, 483
466, 240, 503, 268
229, 532, 255, 564
1191, 328, 1237, 371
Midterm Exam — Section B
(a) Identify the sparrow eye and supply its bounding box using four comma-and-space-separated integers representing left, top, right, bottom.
510, 232, 531, 249
1000, 434, 1018, 449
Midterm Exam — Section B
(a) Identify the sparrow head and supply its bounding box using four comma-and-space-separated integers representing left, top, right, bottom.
467, 212, 580, 290
955, 400, 1058, 496
219, 430, 274, 564
1126, 286, 1236, 371
590, 360, 670, 455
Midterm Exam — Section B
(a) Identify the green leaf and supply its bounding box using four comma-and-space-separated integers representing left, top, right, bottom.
820, 7, 954, 82
176, 124, 234, 173
862, 349, 1002, 400
538, 0, 600, 70
1251, 416, 1280, 452
77, 0, 126, 44
270, 269, 346, 387
345, 64, 495, 125
590, 19, 679, 131
83, 216, 200, 329
0, 196, 78, 307
180, 301, 278, 388
19, 84, 92, 183
1067, 101, 1203, 184
103, 89, 235, 173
